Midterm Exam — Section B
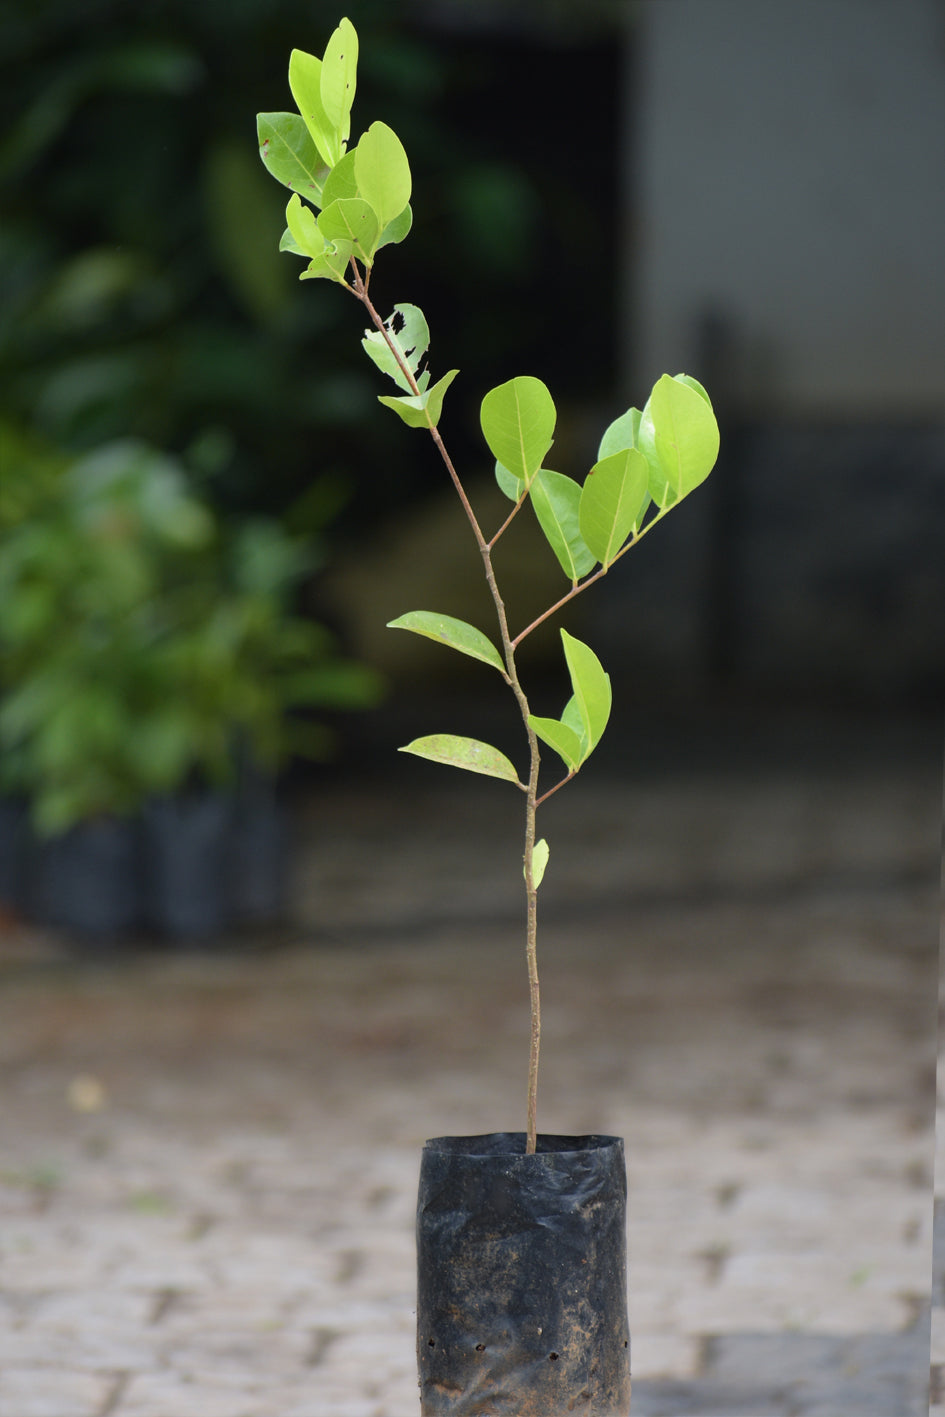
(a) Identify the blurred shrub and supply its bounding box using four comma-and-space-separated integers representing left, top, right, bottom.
0, 2, 430, 522
0, 428, 383, 835
0, 1, 619, 528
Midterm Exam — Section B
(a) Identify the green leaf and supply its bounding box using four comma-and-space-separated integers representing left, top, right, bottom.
528, 715, 583, 772
529, 469, 597, 581
300, 244, 352, 283
560, 694, 585, 740
320, 17, 358, 142
288, 48, 340, 169
354, 121, 411, 230
387, 611, 505, 673
579, 445, 649, 565
531, 638, 612, 773
561, 628, 611, 754
400, 734, 522, 785
285, 193, 325, 257
257, 112, 328, 204
674, 372, 712, 407
639, 373, 720, 509
480, 376, 555, 484
279, 226, 302, 256
318, 197, 379, 262
378, 368, 458, 429
362, 304, 430, 393
321, 148, 359, 206
530, 838, 550, 889
376, 203, 413, 251
494, 460, 525, 502
598, 405, 642, 460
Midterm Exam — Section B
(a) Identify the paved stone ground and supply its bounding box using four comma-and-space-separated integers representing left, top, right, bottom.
0, 708, 940, 1417
928, 935, 945, 1417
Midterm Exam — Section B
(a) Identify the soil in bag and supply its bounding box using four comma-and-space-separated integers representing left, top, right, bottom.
417, 1132, 631, 1416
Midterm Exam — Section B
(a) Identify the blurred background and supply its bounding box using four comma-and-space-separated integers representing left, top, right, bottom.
0, 7, 941, 1410
0, 0, 943, 931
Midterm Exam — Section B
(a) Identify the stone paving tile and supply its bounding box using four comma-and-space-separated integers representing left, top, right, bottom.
0, 1368, 114, 1417
633, 1326, 929, 1415
0, 731, 938, 1417
931, 882, 945, 1412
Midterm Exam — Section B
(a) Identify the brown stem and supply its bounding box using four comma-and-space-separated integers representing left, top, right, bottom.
487, 491, 529, 549
536, 771, 575, 809
522, 744, 541, 1154
511, 504, 671, 649
512, 567, 607, 649
351, 270, 543, 1151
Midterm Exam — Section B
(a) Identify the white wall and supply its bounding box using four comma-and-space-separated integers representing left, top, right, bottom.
630, 0, 945, 416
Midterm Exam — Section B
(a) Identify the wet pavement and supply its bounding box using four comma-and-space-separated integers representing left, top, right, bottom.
0, 706, 940, 1416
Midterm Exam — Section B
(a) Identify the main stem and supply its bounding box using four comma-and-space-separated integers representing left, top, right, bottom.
522, 738, 541, 1154
353, 270, 543, 1153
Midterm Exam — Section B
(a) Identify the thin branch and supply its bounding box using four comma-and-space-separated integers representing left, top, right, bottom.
487, 492, 530, 549
428, 425, 489, 549
535, 771, 576, 809
512, 565, 608, 649
512, 504, 672, 648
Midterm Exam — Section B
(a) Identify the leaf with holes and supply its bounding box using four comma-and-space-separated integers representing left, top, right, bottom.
362, 304, 430, 393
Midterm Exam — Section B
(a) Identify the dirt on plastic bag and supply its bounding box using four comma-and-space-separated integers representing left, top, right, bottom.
417, 1132, 631, 1415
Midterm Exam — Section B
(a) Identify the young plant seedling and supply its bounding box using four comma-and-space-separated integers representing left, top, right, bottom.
258, 17, 719, 1154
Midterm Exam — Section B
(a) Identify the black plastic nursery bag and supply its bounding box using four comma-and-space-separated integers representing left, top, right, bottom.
417, 1132, 631, 1416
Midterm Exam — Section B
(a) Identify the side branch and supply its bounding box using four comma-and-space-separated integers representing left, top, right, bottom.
487, 491, 530, 549
512, 504, 672, 647
536, 771, 575, 809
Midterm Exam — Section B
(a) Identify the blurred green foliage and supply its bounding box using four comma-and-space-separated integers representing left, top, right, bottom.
0, 0, 620, 524
0, 1, 406, 522
0, 430, 383, 834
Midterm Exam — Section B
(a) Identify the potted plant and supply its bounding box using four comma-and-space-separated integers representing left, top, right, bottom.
0, 421, 68, 916
138, 512, 383, 937
0, 433, 382, 938
258, 19, 719, 1413
0, 435, 216, 935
